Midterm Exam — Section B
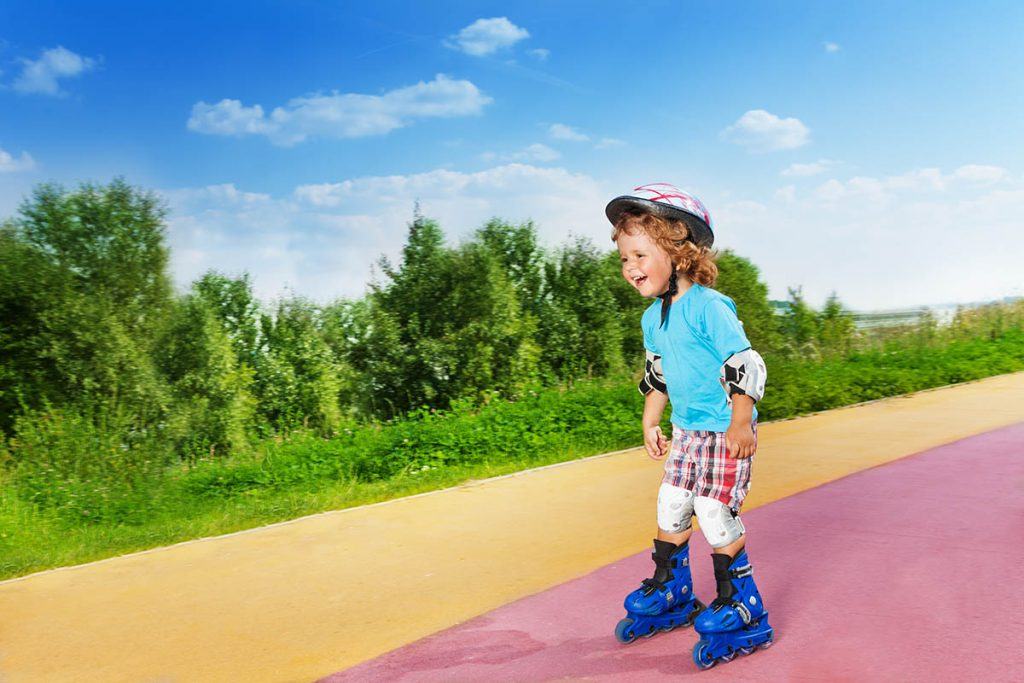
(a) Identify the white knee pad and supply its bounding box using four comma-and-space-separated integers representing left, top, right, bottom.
694, 496, 746, 548
657, 483, 694, 533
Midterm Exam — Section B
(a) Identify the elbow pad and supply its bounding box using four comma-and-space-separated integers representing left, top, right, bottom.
720, 348, 767, 404
638, 350, 667, 395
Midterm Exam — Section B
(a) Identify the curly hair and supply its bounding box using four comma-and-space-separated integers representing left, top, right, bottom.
611, 210, 718, 286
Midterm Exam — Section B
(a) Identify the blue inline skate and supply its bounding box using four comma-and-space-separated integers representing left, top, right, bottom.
692, 550, 774, 669
615, 539, 705, 643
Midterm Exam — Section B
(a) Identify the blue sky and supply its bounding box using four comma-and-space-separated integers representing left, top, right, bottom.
2, 1, 1023, 309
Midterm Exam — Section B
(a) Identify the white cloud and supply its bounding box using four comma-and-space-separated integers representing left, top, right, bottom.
187, 74, 492, 146
0, 146, 36, 172
824, 42, 841, 53
512, 143, 560, 162
723, 164, 1024, 309
595, 137, 626, 149
721, 109, 810, 152
548, 123, 589, 142
782, 159, 836, 177
481, 143, 561, 163
445, 17, 530, 56
164, 164, 607, 303
774, 185, 796, 203
952, 164, 1008, 184
167, 183, 271, 205
13, 46, 97, 96
528, 48, 550, 61
811, 165, 1007, 202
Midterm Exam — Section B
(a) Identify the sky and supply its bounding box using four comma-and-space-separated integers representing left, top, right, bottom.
2, 0, 1023, 310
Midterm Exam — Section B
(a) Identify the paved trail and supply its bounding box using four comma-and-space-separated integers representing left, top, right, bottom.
2, 373, 1023, 682
329, 422, 1024, 681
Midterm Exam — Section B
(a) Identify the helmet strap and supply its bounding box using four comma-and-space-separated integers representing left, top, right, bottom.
658, 269, 678, 328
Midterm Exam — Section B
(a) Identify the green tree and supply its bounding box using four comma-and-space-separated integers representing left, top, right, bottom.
257, 299, 342, 434
602, 249, 650, 366
0, 180, 174, 430
538, 236, 624, 384
779, 287, 822, 358
192, 271, 264, 369
16, 179, 172, 340
816, 292, 857, 357
714, 250, 783, 355
155, 295, 254, 458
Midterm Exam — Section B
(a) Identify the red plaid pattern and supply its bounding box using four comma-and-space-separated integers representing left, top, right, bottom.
662, 422, 758, 511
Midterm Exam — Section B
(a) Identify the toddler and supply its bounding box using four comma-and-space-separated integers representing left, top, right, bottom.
609, 183, 773, 669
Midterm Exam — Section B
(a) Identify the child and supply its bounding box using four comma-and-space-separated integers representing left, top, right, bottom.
608, 183, 773, 669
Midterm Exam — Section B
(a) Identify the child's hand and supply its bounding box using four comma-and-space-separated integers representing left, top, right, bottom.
644, 425, 669, 461
725, 422, 756, 459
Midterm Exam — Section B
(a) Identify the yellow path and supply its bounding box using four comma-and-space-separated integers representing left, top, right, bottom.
2, 373, 1024, 682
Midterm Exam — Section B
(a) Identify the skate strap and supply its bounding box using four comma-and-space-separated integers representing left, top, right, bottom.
730, 563, 752, 579
709, 598, 753, 625
641, 578, 668, 594
651, 553, 687, 569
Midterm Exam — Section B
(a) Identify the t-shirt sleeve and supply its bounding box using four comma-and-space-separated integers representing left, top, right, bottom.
700, 297, 751, 362
642, 312, 661, 356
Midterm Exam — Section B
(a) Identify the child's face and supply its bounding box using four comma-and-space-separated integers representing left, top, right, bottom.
617, 228, 674, 298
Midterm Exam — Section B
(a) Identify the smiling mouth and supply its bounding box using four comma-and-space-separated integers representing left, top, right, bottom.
632, 275, 648, 286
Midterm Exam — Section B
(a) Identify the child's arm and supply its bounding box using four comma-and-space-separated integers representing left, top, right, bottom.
725, 393, 756, 459
642, 388, 670, 461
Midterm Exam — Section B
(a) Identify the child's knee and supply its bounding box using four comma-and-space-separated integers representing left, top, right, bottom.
657, 483, 694, 533
694, 496, 745, 548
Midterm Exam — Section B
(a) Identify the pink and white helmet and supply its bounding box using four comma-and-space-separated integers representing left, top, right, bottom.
605, 183, 714, 247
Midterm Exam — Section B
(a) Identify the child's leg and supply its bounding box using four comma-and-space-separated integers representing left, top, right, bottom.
713, 533, 745, 557
657, 527, 693, 545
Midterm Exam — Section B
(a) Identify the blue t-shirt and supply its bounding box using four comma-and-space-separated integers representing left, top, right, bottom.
641, 282, 757, 432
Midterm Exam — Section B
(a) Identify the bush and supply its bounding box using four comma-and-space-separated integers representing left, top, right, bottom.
4, 407, 172, 525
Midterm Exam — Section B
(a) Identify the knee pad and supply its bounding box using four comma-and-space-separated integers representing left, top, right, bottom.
694, 496, 746, 548
657, 483, 694, 533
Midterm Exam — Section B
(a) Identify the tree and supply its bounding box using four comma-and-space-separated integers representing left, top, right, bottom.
256, 299, 342, 434
816, 292, 857, 357
155, 295, 254, 458
538, 236, 624, 383
0, 180, 175, 431
192, 271, 263, 370
16, 179, 172, 341
779, 286, 821, 358
714, 250, 783, 355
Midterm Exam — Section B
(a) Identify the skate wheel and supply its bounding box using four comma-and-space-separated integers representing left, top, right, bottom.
692, 640, 716, 671
642, 623, 658, 638
758, 639, 774, 650
615, 618, 637, 644
738, 646, 754, 656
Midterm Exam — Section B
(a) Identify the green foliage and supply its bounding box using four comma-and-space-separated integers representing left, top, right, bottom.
256, 299, 342, 434
4, 406, 172, 525
0, 180, 174, 431
16, 179, 173, 340
538, 236, 625, 383
155, 295, 255, 458
363, 215, 545, 416
192, 271, 264, 369
713, 250, 783, 355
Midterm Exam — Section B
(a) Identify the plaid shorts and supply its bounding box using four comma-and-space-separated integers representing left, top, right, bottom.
662, 422, 758, 511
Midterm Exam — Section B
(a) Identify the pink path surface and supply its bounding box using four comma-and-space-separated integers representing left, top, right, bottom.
325, 423, 1024, 682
